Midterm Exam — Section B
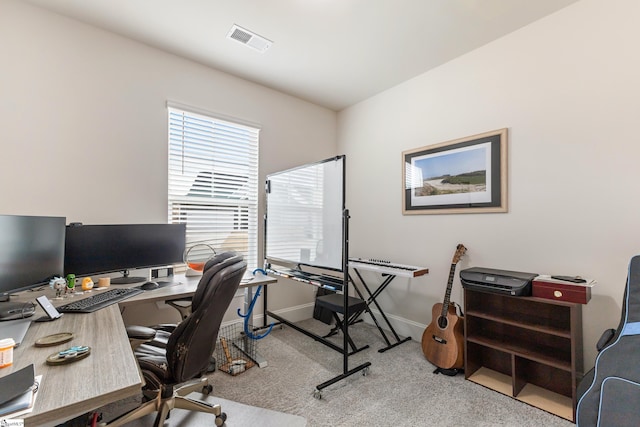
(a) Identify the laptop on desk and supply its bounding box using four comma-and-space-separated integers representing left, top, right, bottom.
0, 318, 32, 347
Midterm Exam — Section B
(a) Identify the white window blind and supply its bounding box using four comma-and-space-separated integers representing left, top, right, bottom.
168, 106, 259, 269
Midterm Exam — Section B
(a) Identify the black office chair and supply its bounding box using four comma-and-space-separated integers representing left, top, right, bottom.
105, 251, 246, 427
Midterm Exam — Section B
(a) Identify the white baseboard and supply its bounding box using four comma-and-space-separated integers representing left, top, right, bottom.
222, 302, 427, 345
262, 302, 315, 324
360, 309, 427, 342
259, 305, 426, 341
222, 302, 315, 329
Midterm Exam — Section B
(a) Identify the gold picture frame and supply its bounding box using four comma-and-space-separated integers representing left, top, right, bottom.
402, 128, 508, 215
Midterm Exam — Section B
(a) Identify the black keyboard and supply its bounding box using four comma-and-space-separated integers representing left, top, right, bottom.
57, 287, 144, 313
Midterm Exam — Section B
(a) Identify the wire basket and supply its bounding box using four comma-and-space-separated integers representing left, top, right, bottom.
215, 322, 256, 376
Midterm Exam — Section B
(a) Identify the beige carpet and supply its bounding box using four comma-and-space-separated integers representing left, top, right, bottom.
122, 395, 306, 426
211, 319, 575, 427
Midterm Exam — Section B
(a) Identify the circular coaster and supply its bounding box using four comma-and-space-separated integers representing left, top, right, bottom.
35, 332, 74, 347
46, 347, 91, 365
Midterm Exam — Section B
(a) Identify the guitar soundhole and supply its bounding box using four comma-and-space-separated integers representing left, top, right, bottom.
437, 316, 448, 329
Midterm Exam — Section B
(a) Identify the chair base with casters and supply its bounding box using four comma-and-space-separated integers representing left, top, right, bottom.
103, 377, 225, 427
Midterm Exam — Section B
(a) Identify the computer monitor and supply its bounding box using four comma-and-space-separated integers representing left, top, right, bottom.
64, 223, 186, 284
0, 214, 66, 302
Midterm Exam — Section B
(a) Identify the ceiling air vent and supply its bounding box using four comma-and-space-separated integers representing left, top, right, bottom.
226, 24, 273, 53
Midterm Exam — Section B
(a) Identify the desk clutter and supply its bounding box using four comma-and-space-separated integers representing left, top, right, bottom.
46, 345, 91, 365
532, 274, 595, 304
0, 364, 41, 419
34, 332, 74, 347
460, 266, 596, 302
56, 287, 143, 313
0, 333, 95, 423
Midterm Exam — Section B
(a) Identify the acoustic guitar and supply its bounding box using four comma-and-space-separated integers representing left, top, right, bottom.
421, 244, 467, 370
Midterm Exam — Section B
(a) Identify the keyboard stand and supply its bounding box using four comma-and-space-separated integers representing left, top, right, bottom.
348, 266, 426, 353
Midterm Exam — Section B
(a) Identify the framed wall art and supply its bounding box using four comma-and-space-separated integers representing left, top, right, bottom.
402, 128, 508, 215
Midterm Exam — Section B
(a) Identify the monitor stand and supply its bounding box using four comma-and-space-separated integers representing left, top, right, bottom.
110, 270, 146, 285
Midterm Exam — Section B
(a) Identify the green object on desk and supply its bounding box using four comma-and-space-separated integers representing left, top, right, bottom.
66, 274, 76, 290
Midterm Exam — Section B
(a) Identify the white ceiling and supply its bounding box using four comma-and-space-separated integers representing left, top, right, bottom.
24, 0, 579, 111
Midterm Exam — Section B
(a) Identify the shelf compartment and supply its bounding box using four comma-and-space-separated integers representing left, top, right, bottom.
517, 383, 573, 421
465, 309, 571, 338
468, 366, 513, 396
465, 290, 572, 334
468, 367, 573, 421
514, 356, 572, 398
465, 341, 512, 378
466, 317, 572, 371
467, 335, 571, 371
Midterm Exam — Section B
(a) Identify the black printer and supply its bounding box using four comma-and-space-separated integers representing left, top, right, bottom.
460, 267, 538, 296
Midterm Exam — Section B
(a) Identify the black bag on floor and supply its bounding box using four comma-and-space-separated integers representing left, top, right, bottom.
576, 255, 640, 426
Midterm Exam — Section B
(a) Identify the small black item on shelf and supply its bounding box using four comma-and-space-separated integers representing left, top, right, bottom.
551, 275, 587, 283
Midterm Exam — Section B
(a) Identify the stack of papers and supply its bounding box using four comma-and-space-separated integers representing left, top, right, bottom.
0, 364, 40, 420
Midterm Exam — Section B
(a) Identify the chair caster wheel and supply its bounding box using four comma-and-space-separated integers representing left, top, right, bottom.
312, 389, 322, 400
215, 412, 227, 426
362, 367, 370, 376
202, 384, 213, 395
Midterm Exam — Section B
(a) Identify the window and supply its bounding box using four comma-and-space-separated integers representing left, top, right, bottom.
168, 104, 259, 269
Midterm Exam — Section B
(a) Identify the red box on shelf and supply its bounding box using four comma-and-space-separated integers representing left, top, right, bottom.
532, 276, 595, 304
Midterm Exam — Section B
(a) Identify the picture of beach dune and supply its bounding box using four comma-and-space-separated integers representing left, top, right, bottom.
413, 146, 488, 197
415, 170, 486, 196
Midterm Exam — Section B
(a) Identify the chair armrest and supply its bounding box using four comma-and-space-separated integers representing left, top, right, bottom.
126, 325, 157, 341
151, 324, 177, 333
165, 298, 192, 321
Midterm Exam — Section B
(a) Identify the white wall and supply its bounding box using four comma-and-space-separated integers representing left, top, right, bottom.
0, 0, 335, 324
338, 0, 640, 369
3, 0, 637, 370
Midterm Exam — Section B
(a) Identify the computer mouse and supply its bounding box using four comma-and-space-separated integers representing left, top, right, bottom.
141, 281, 160, 291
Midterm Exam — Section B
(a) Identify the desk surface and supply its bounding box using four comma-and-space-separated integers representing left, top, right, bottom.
0, 272, 276, 426
0, 304, 140, 427
119, 272, 276, 307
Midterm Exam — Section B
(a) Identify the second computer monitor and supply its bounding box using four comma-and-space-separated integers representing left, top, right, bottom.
64, 223, 186, 283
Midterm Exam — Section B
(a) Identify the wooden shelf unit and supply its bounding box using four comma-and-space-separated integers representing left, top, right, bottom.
464, 289, 583, 422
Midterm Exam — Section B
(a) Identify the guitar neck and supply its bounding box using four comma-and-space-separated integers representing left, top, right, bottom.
440, 263, 457, 316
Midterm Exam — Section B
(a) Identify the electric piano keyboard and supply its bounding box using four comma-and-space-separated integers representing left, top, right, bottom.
348, 258, 429, 278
